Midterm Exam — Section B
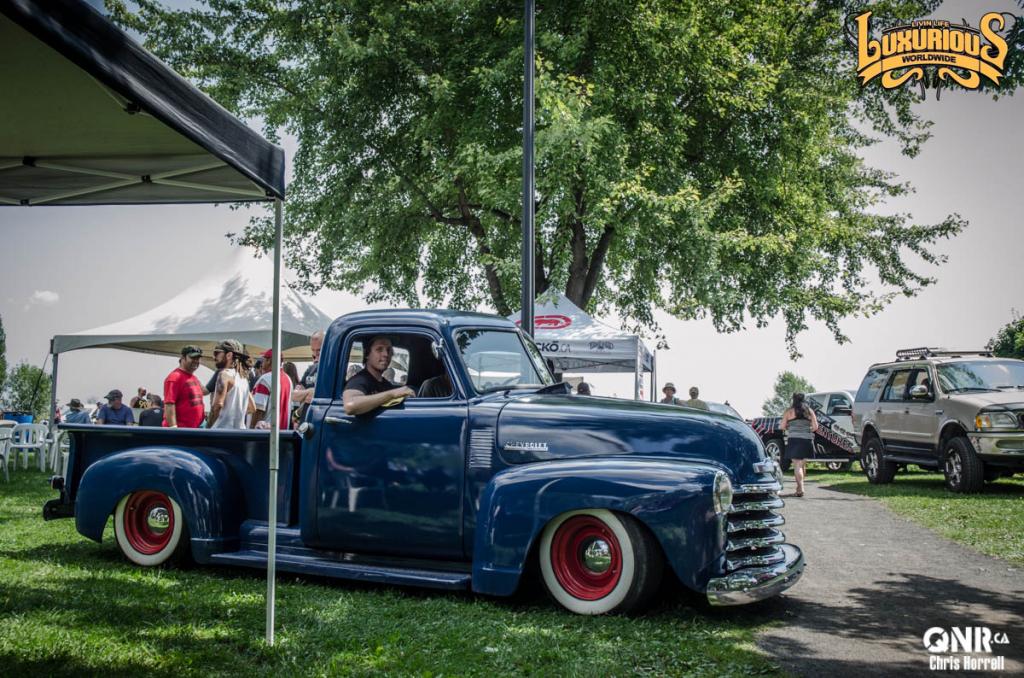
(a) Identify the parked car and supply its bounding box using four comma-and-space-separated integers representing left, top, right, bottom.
45, 309, 803, 614
748, 391, 860, 472
852, 347, 1024, 493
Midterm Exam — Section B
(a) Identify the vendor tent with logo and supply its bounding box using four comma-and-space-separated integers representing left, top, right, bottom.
51, 249, 332, 365
1, 0, 287, 642
509, 293, 656, 400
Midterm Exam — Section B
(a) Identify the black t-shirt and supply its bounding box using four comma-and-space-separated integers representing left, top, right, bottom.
301, 361, 318, 390
139, 407, 164, 427
344, 368, 395, 396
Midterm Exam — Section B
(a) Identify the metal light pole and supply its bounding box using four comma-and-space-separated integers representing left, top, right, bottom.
521, 0, 535, 336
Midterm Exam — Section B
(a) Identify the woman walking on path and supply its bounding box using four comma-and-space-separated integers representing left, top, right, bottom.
780, 392, 818, 497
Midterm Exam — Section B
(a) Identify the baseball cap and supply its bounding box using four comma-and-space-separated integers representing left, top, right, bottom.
180, 345, 203, 358
105, 389, 123, 400
215, 339, 246, 355
262, 349, 274, 360
69, 398, 83, 409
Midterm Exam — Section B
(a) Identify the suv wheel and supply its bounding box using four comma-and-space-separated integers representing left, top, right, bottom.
862, 436, 896, 484
943, 437, 984, 493
764, 438, 791, 472
825, 461, 852, 472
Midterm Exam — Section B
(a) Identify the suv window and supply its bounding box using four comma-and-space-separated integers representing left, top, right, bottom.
856, 368, 889, 402
881, 370, 912, 402
906, 368, 933, 398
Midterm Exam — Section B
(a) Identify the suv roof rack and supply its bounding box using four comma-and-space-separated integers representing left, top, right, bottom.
895, 347, 993, 361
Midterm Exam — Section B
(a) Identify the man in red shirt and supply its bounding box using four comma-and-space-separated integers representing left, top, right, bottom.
163, 345, 206, 428
252, 349, 293, 429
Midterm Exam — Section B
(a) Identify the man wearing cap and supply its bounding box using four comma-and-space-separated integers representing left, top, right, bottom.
660, 382, 681, 405
682, 386, 709, 411
64, 398, 91, 425
163, 345, 206, 428
97, 390, 135, 426
208, 339, 254, 429
252, 349, 293, 429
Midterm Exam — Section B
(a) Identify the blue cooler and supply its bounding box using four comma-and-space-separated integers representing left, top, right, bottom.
2, 411, 34, 424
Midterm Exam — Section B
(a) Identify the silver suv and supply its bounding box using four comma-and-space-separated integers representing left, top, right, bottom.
852, 348, 1024, 493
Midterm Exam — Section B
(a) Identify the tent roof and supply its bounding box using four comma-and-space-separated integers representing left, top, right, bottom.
53, 249, 332, 364
0, 0, 284, 205
509, 293, 654, 373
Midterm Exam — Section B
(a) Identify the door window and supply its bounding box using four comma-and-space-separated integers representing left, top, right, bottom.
881, 370, 912, 401
827, 394, 852, 414
905, 368, 934, 399
338, 332, 457, 399
856, 368, 889, 402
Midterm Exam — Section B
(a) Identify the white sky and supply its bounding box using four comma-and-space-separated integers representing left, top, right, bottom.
1, 0, 1021, 418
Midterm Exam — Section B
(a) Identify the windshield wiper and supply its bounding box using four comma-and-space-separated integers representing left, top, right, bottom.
945, 387, 997, 393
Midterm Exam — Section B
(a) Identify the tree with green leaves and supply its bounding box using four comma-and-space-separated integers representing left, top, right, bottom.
762, 371, 816, 417
112, 0, 1022, 353
2, 362, 52, 421
987, 311, 1024, 360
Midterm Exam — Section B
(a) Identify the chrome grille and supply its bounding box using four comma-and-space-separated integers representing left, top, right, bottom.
724, 482, 788, 573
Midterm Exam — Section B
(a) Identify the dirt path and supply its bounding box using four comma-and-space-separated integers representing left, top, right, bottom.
752, 479, 1024, 676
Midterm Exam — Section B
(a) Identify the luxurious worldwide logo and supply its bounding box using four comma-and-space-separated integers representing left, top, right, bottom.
853, 11, 1011, 90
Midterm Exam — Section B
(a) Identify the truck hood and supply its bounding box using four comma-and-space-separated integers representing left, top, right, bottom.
944, 391, 1024, 409
495, 394, 768, 484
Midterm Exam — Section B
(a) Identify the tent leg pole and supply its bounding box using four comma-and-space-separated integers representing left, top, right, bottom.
266, 198, 283, 645
651, 350, 657, 403
634, 343, 640, 401
49, 349, 59, 466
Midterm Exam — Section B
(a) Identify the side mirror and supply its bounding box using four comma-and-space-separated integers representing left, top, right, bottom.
431, 341, 443, 360
909, 384, 930, 399
832, 406, 852, 416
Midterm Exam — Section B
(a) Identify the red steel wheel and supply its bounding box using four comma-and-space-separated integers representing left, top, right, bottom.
539, 509, 663, 615
113, 490, 187, 566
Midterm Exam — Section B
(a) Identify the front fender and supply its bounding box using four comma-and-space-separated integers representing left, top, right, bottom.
471, 458, 724, 596
75, 447, 244, 560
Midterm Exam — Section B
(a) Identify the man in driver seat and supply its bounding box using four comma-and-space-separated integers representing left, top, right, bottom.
343, 335, 416, 415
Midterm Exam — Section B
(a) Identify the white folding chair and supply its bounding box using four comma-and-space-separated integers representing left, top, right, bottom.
10, 423, 49, 471
0, 429, 12, 481
48, 430, 71, 476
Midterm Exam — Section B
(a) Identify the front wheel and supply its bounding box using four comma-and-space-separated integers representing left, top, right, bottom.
538, 509, 663, 615
943, 437, 984, 494
113, 490, 190, 566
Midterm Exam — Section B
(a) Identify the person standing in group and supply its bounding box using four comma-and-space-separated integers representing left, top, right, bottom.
682, 386, 709, 411
208, 339, 254, 429
138, 394, 164, 427
129, 387, 149, 408
96, 390, 135, 426
660, 383, 680, 405
163, 345, 206, 428
779, 392, 818, 498
291, 330, 324, 418
64, 398, 91, 424
252, 350, 293, 430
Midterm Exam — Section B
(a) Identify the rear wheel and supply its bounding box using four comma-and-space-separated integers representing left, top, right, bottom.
113, 490, 190, 566
943, 437, 984, 494
764, 438, 790, 472
862, 436, 897, 484
538, 509, 662, 615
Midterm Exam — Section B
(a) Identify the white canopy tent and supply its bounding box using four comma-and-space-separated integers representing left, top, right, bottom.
2, 0, 287, 643
509, 293, 656, 400
52, 249, 332, 365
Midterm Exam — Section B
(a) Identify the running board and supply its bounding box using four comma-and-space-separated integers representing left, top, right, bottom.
209, 549, 472, 590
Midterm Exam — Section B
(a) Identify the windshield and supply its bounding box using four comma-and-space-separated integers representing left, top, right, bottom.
707, 402, 742, 419
455, 329, 555, 393
937, 360, 1024, 393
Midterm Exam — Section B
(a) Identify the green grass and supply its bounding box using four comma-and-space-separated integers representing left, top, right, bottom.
0, 471, 781, 677
798, 466, 1024, 566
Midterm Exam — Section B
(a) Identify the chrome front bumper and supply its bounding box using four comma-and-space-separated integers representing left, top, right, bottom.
706, 543, 805, 605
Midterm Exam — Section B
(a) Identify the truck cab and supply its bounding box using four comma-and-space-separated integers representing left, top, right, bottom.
46, 309, 804, 614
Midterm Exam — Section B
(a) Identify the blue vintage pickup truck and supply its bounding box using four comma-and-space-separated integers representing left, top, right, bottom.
44, 309, 803, 614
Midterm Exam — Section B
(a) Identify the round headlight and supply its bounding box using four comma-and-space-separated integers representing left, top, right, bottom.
713, 471, 733, 515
